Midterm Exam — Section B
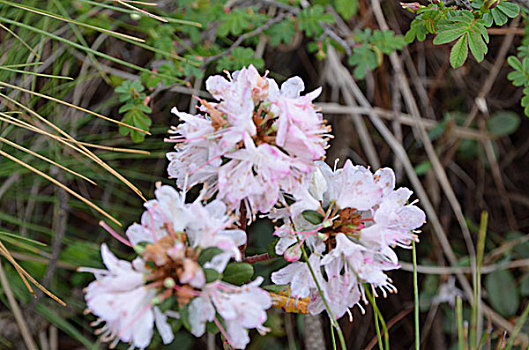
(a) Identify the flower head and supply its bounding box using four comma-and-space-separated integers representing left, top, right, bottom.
167, 65, 330, 219
271, 160, 426, 319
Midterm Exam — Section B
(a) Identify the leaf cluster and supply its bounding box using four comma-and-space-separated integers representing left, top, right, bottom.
115, 80, 152, 143
348, 29, 406, 79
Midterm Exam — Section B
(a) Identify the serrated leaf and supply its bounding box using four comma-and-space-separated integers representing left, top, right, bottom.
433, 27, 466, 45
297, 5, 334, 37
216, 47, 264, 71
491, 8, 508, 26
266, 19, 296, 46
486, 269, 519, 317
450, 34, 468, 68
222, 262, 254, 285
468, 29, 485, 62
486, 111, 520, 136
498, 2, 519, 18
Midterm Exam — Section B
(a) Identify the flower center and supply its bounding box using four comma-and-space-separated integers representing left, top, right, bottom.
321, 208, 366, 251
141, 235, 201, 307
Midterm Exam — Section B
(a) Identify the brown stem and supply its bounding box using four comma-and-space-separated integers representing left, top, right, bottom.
242, 253, 276, 264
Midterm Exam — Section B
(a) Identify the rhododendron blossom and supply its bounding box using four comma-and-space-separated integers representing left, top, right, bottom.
166, 65, 330, 218
81, 185, 270, 349
84, 66, 427, 349
271, 160, 426, 318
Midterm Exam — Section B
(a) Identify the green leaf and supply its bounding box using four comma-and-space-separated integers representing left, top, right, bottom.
414, 161, 432, 176
335, 0, 358, 20
468, 29, 485, 62
217, 9, 254, 37
491, 8, 508, 26
302, 209, 324, 225
198, 246, 225, 266
203, 268, 221, 283
486, 111, 521, 136
507, 56, 529, 87
266, 19, 297, 46
297, 5, 334, 37
498, 2, 519, 18
222, 262, 254, 285
216, 47, 264, 71
450, 34, 468, 68
485, 269, 519, 317
433, 27, 466, 45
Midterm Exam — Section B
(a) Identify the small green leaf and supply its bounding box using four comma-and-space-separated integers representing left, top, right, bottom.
302, 210, 324, 225
334, 0, 358, 20
450, 34, 468, 68
203, 268, 221, 283
297, 5, 334, 37
198, 247, 225, 266
486, 111, 520, 136
485, 269, 519, 317
222, 262, 254, 285
414, 161, 432, 176
266, 19, 296, 46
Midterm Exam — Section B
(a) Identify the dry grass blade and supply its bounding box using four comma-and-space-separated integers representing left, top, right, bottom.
0, 261, 38, 350
2, 62, 43, 69
0, 241, 66, 306
0, 23, 41, 59
0, 111, 148, 157
49, 138, 151, 154
0, 81, 151, 135
115, 0, 158, 5
0, 149, 121, 226
115, 0, 168, 22
0, 66, 73, 80
0, 93, 146, 200
0, 136, 97, 185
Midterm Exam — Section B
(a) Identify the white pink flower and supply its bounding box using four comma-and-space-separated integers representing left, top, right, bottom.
166, 65, 329, 218
81, 244, 174, 349
189, 277, 272, 349
125, 185, 246, 261
271, 159, 426, 319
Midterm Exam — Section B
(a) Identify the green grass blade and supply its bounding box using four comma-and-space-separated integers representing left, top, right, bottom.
0, 16, 185, 84
413, 241, 420, 350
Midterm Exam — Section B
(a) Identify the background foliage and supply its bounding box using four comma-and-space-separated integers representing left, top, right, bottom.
0, 0, 528, 349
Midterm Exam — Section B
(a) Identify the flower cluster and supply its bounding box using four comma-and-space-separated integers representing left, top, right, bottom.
83, 66, 426, 349
81, 185, 271, 349
271, 161, 425, 319
166, 65, 330, 219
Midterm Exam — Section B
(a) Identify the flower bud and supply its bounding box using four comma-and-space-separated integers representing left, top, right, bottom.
400, 2, 423, 12
163, 277, 176, 289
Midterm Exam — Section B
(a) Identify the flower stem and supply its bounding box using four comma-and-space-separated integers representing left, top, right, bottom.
300, 245, 347, 350
330, 321, 337, 350
412, 241, 420, 350
364, 286, 389, 350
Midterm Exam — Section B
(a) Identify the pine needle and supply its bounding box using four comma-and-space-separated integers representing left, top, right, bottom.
0, 81, 150, 135
0, 136, 97, 185
0, 149, 122, 226
115, 0, 168, 22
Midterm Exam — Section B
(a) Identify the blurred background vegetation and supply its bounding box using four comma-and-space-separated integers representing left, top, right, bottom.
0, 0, 528, 349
